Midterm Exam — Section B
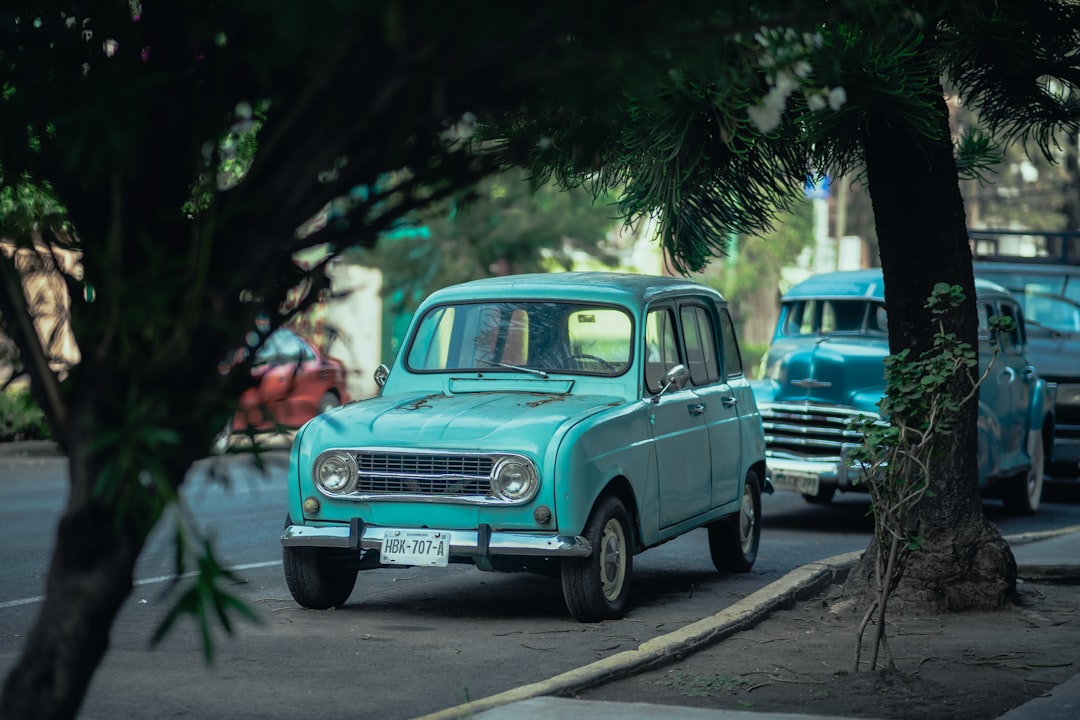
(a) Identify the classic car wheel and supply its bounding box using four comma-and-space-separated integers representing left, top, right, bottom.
561, 495, 633, 622
283, 519, 358, 609
1002, 429, 1045, 515
708, 468, 761, 573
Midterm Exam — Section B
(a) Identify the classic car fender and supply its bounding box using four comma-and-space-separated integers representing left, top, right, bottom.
1029, 377, 1057, 432
549, 402, 655, 544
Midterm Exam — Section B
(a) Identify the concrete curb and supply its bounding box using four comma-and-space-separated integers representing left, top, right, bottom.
410, 551, 863, 720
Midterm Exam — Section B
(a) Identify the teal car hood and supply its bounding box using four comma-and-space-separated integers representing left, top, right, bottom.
759, 336, 887, 407
301, 390, 625, 453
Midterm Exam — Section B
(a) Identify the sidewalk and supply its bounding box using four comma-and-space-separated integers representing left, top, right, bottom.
419, 527, 1080, 720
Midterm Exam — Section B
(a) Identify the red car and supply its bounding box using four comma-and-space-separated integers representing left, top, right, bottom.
215, 327, 350, 451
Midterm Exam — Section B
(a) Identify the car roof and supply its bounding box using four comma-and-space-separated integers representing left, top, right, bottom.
783, 268, 1011, 302
419, 272, 725, 307
973, 261, 1080, 276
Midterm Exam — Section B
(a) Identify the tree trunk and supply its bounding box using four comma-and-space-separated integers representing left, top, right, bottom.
1, 447, 150, 720
852, 78, 1016, 612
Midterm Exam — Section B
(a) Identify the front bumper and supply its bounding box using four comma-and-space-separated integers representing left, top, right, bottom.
281, 521, 593, 558
765, 455, 869, 494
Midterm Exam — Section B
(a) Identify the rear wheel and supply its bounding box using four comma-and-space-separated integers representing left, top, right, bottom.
561, 495, 633, 622
709, 468, 762, 573
1003, 429, 1045, 515
282, 518, 358, 609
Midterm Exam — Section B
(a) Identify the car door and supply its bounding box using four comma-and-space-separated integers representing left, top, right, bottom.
645, 304, 712, 527
679, 302, 743, 509
978, 299, 1032, 477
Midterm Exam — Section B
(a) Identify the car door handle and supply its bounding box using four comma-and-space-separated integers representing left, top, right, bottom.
688, 403, 706, 416
721, 396, 737, 408
1022, 365, 1037, 380
998, 367, 1016, 384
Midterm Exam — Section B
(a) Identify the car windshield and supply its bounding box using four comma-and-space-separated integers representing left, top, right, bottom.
778, 299, 887, 337
405, 301, 633, 376
976, 271, 1080, 333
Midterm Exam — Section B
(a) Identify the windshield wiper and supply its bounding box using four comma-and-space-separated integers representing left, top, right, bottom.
477, 358, 549, 378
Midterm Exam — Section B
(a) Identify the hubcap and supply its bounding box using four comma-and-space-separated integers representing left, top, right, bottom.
599, 518, 627, 601
739, 484, 757, 556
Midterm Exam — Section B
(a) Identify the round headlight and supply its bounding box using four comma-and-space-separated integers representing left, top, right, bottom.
491, 457, 539, 502
314, 452, 358, 494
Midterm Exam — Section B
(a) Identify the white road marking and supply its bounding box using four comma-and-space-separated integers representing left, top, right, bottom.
0, 560, 282, 610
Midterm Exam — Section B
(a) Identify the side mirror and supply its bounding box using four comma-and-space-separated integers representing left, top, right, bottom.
652, 364, 690, 403
373, 363, 390, 388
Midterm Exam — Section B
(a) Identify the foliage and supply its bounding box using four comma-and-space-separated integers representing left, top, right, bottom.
350, 168, 627, 316
0, 386, 50, 441
847, 284, 1012, 671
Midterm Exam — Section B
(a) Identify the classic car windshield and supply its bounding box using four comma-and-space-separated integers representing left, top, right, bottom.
405, 301, 633, 375
779, 299, 888, 337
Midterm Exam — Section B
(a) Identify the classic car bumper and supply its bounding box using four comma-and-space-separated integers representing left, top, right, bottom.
765, 455, 869, 494
281, 522, 593, 558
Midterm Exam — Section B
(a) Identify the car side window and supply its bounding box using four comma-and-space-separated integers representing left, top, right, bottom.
644, 307, 680, 393
717, 308, 744, 379
680, 304, 720, 386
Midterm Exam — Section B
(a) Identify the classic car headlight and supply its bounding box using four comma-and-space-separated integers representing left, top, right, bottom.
491, 457, 539, 502
1057, 384, 1080, 407
314, 451, 358, 494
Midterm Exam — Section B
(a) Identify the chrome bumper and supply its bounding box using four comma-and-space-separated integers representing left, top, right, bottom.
281, 523, 593, 558
765, 455, 868, 491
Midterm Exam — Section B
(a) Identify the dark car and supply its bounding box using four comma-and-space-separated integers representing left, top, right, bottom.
214, 327, 350, 452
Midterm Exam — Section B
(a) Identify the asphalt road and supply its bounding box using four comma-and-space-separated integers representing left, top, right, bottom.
1, 453, 1077, 719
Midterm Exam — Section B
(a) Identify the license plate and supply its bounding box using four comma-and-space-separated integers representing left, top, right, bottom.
771, 470, 821, 496
381, 530, 450, 567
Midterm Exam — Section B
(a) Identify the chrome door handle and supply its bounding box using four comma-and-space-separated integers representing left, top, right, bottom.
721, 396, 738, 408
688, 403, 706, 416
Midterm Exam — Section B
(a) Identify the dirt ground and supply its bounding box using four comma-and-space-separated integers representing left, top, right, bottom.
572, 579, 1080, 719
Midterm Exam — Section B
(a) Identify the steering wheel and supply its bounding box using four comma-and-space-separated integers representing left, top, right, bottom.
569, 353, 617, 372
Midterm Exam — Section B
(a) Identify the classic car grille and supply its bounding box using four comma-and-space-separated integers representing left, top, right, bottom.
759, 404, 877, 460
353, 452, 494, 495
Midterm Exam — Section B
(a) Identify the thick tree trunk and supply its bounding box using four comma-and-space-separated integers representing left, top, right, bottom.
852, 81, 1016, 612
0, 448, 149, 720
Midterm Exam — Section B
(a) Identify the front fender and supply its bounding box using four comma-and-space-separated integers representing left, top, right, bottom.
550, 403, 654, 540
1030, 377, 1056, 431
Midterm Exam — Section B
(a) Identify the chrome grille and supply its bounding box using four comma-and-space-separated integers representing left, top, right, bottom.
353, 452, 494, 495
759, 403, 877, 460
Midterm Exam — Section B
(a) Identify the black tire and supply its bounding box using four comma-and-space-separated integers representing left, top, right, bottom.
1003, 429, 1045, 516
317, 391, 340, 414
561, 495, 633, 622
282, 518, 358, 609
709, 468, 762, 573
802, 485, 836, 504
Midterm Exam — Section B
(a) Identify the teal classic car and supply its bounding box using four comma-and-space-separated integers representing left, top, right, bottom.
751, 268, 1055, 514
281, 272, 768, 621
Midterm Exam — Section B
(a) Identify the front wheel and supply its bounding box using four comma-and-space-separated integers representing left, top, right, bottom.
709, 468, 762, 573
283, 518, 358, 609
1002, 429, 1045, 515
561, 495, 633, 622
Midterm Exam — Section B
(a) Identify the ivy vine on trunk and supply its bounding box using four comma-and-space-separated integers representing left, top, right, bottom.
848, 283, 1012, 672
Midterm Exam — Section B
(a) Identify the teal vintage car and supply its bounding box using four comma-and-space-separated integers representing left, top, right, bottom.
281, 272, 768, 621
751, 268, 1055, 514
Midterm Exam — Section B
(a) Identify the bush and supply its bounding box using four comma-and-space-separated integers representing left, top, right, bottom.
0, 387, 51, 441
